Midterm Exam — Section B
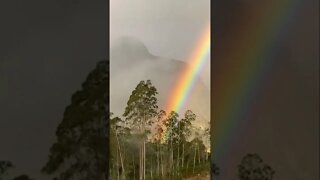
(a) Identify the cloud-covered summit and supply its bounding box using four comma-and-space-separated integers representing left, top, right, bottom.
112, 36, 154, 59
110, 36, 210, 129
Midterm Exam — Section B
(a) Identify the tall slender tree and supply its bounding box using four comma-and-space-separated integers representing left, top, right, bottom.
123, 80, 158, 180
180, 110, 196, 170
110, 114, 130, 179
151, 110, 166, 178
162, 111, 179, 177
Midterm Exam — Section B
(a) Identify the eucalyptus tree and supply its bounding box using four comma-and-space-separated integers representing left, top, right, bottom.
180, 110, 196, 170
123, 80, 158, 180
161, 111, 179, 177
110, 115, 130, 180
151, 110, 166, 178
203, 122, 210, 161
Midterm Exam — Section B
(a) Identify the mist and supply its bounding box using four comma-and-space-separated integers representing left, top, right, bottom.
110, 37, 210, 134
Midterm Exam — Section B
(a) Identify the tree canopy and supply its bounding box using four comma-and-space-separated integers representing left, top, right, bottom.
238, 153, 275, 180
42, 60, 109, 180
38, 59, 276, 180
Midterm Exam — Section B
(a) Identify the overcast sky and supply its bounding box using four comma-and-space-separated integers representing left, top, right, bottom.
109, 0, 211, 149
111, 0, 210, 86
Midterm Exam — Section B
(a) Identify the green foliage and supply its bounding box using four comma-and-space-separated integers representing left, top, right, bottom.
36, 59, 278, 180
121, 80, 159, 180
109, 115, 131, 180
0, 161, 13, 180
152, 110, 167, 142
123, 80, 158, 133
110, 80, 211, 180
238, 153, 275, 180
162, 111, 179, 144
212, 161, 220, 176
12, 174, 35, 180
180, 110, 196, 141
42, 60, 108, 180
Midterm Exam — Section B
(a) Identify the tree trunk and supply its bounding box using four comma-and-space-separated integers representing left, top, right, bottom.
198, 143, 201, 164
170, 135, 174, 177
133, 155, 136, 180
157, 143, 160, 176
139, 116, 144, 180
161, 150, 164, 178
186, 158, 189, 172
150, 157, 153, 180
142, 113, 146, 180
117, 146, 120, 180
206, 152, 209, 161
193, 145, 196, 173
115, 132, 126, 179
139, 143, 143, 180
182, 143, 185, 169
143, 140, 146, 180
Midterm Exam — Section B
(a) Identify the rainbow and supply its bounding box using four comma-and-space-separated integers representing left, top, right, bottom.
158, 0, 301, 173
211, 0, 301, 172
165, 24, 210, 114
159, 24, 210, 143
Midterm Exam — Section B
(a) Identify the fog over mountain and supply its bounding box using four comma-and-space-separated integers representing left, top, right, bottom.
110, 36, 210, 131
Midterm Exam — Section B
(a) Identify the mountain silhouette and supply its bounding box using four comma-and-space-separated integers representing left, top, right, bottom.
110, 36, 210, 137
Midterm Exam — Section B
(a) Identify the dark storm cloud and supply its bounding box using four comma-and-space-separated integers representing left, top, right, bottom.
0, 0, 107, 178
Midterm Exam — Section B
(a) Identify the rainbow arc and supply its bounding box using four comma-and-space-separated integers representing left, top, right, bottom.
159, 24, 210, 143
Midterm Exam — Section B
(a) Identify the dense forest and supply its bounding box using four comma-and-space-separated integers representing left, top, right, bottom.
109, 80, 210, 180
0, 60, 275, 180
